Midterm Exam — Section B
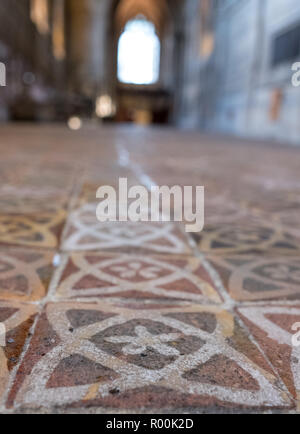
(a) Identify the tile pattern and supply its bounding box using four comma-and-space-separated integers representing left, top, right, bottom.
208, 255, 300, 302
0, 210, 66, 249
192, 220, 300, 255
0, 125, 300, 413
238, 306, 300, 405
53, 253, 222, 305
8, 303, 291, 411
62, 204, 191, 255
0, 248, 54, 301
0, 301, 37, 403
272, 211, 300, 241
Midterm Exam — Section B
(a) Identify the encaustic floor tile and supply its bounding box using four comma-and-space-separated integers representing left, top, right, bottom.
192, 219, 300, 256
238, 305, 300, 408
7, 303, 292, 411
52, 252, 222, 306
0, 301, 37, 404
0, 248, 54, 302
61, 203, 191, 255
207, 255, 300, 302
0, 210, 66, 249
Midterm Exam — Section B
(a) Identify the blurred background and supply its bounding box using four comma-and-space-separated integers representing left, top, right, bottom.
0, 0, 300, 144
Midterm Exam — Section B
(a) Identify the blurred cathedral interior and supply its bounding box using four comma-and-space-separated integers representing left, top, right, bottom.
0, 0, 300, 144
1, 1, 300, 415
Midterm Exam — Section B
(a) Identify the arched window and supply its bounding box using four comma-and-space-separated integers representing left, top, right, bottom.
117, 18, 160, 85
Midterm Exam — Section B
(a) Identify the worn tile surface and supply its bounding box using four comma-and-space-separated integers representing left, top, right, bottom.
0, 210, 66, 249
208, 255, 300, 302
62, 204, 191, 255
204, 196, 251, 225
53, 253, 222, 306
0, 185, 68, 215
8, 303, 291, 411
0, 125, 300, 413
192, 220, 300, 255
0, 301, 37, 404
238, 306, 300, 407
0, 248, 54, 302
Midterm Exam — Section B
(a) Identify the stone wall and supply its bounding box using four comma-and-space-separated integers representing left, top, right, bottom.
180, 0, 300, 145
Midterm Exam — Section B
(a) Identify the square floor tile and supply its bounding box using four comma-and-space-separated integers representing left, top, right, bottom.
8, 303, 291, 411
207, 255, 300, 302
53, 252, 222, 306
0, 210, 66, 249
238, 305, 300, 406
0, 301, 37, 404
192, 219, 300, 255
0, 248, 54, 302
62, 203, 191, 255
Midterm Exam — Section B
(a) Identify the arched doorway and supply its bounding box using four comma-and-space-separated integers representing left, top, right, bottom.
117, 17, 161, 85
103, 0, 184, 125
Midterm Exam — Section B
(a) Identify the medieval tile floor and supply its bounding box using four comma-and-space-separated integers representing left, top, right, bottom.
0, 123, 300, 413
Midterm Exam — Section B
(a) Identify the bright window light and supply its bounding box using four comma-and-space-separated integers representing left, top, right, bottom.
118, 19, 160, 85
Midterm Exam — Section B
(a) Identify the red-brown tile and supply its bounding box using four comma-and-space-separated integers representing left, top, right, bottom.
208, 255, 300, 302
0, 301, 37, 404
53, 252, 222, 306
8, 303, 291, 411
